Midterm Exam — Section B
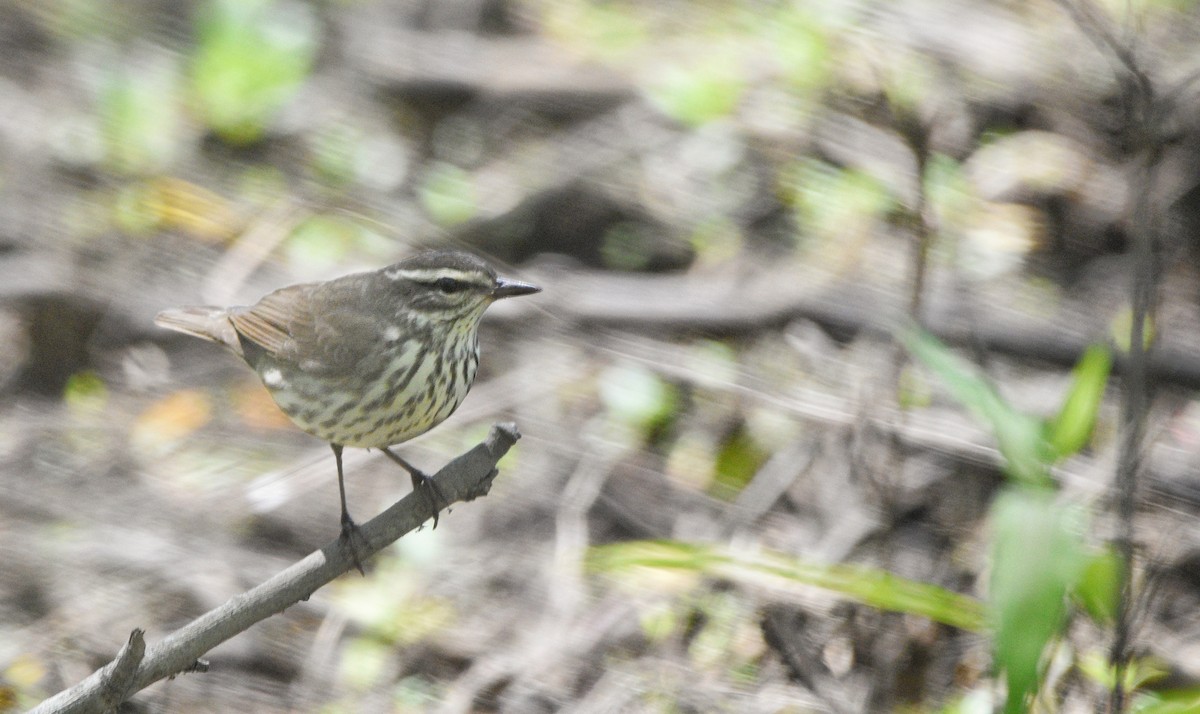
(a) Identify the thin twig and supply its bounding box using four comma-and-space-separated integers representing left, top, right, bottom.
1052, 0, 1154, 101
1110, 116, 1161, 714
1049, 2, 1164, 712
28, 423, 521, 714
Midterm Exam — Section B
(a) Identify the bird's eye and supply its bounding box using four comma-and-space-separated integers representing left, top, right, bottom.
433, 277, 463, 294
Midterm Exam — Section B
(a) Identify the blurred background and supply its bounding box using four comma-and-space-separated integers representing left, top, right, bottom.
3, 0, 1200, 712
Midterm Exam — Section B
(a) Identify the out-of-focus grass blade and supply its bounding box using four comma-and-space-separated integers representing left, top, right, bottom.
587, 540, 986, 632
1047, 343, 1111, 460
1111, 307, 1155, 355
899, 328, 1053, 488
1079, 650, 1169, 695
1131, 687, 1200, 714
990, 489, 1086, 714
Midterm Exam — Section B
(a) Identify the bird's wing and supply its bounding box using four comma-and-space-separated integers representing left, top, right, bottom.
228, 284, 307, 357
229, 281, 387, 376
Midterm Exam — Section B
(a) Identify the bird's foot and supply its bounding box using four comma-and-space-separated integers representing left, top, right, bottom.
339, 514, 367, 576
409, 470, 448, 529
379, 447, 450, 529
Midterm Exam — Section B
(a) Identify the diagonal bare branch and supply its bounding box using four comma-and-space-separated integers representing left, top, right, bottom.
28, 423, 522, 714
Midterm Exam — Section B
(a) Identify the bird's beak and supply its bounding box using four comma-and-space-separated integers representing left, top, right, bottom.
492, 277, 541, 299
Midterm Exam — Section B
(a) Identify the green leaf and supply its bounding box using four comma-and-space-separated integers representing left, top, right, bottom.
990, 489, 1087, 714
1073, 547, 1122, 625
588, 540, 986, 632
63, 371, 108, 414
1132, 687, 1200, 714
1046, 343, 1111, 460
899, 328, 1053, 487
1079, 650, 1170, 693
712, 424, 766, 499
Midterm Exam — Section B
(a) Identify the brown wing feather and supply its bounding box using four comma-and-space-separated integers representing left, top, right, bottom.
228, 284, 311, 358
229, 275, 395, 377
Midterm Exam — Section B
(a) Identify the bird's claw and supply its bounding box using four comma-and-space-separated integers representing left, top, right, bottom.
410, 471, 447, 529
339, 517, 367, 576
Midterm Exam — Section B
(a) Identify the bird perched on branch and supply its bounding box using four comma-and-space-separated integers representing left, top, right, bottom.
156, 250, 540, 569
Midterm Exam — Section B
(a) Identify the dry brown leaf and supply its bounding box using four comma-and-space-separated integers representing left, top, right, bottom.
134, 389, 214, 445
231, 380, 294, 431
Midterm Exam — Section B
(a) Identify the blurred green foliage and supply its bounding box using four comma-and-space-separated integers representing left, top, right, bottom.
598, 362, 679, 439
285, 214, 370, 272
1073, 546, 1122, 625
307, 123, 410, 193
1111, 307, 1157, 354
1048, 344, 1112, 460
901, 329, 1055, 488
769, 4, 835, 93
686, 590, 762, 684
711, 423, 767, 499
330, 551, 455, 698
190, 0, 318, 145
1079, 650, 1169, 697
418, 163, 478, 227
338, 637, 391, 692
589, 540, 988, 632
63, 371, 108, 414
933, 690, 995, 714
1131, 687, 1200, 714
646, 56, 745, 128
309, 123, 363, 188
541, 1, 649, 59
600, 223, 661, 271
99, 62, 182, 174
783, 158, 896, 249
989, 490, 1085, 714
900, 328, 1120, 712
540, 0, 843, 126
923, 154, 975, 241
901, 329, 1114, 479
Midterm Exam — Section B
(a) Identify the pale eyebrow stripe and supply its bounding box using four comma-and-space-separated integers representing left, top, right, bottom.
384, 267, 488, 285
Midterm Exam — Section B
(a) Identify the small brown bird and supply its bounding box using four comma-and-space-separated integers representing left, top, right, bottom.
155, 250, 540, 566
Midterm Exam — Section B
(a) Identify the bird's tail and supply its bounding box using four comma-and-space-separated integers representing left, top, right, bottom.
154, 306, 243, 356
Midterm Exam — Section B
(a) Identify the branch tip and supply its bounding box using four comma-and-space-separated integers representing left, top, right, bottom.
98, 628, 146, 708
29, 423, 522, 714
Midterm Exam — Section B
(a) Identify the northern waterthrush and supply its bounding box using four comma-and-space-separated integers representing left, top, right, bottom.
155, 250, 540, 568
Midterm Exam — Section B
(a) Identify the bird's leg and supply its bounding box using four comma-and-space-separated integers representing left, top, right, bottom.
331, 443, 366, 575
379, 447, 446, 529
